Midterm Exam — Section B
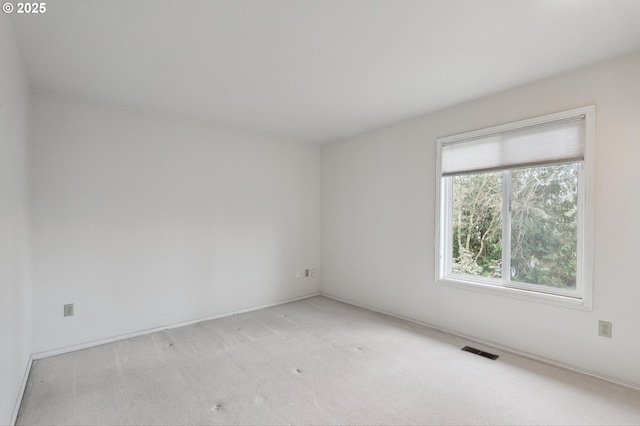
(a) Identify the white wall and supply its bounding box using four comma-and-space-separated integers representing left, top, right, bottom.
30, 92, 321, 354
321, 51, 640, 386
0, 14, 31, 426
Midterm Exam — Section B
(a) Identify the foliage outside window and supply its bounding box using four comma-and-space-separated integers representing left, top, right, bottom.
436, 107, 594, 307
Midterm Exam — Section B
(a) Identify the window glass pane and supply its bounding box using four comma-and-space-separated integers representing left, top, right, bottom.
510, 163, 578, 289
452, 172, 502, 278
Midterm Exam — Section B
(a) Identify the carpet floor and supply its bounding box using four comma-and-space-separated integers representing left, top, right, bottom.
17, 296, 640, 425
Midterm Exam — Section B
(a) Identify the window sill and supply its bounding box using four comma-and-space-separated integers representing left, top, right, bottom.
437, 276, 592, 310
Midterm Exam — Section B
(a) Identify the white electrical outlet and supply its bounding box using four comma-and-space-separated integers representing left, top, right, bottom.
64, 303, 74, 317
598, 320, 612, 338
296, 271, 301, 278
310, 268, 318, 277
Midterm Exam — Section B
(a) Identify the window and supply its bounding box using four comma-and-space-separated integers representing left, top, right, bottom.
435, 106, 594, 308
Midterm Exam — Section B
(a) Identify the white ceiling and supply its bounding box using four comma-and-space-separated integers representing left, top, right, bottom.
9, 0, 640, 143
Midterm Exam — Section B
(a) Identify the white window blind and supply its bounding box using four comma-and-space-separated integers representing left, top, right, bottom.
441, 115, 585, 177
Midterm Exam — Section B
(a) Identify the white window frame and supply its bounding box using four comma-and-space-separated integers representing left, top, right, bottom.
435, 106, 595, 309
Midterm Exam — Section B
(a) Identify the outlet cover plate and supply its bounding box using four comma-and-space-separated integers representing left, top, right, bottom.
598, 320, 612, 338
64, 303, 74, 317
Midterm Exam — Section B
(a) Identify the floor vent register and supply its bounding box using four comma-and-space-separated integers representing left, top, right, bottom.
461, 346, 499, 360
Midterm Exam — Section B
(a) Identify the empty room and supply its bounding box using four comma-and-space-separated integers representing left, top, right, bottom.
2, 1, 640, 425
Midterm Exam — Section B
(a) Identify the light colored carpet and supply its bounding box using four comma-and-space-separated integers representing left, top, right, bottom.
17, 296, 640, 425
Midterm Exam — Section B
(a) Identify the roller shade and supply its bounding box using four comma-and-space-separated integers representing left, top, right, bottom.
441, 115, 585, 177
